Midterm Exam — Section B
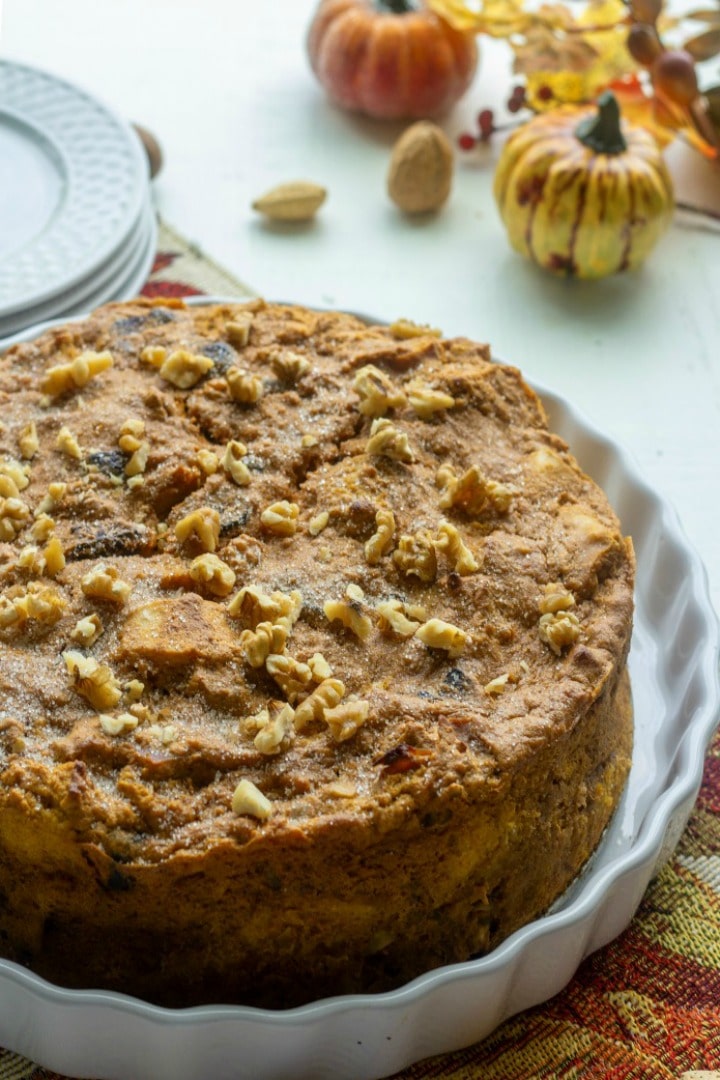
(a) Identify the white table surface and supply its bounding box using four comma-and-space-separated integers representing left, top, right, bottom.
2, 0, 720, 622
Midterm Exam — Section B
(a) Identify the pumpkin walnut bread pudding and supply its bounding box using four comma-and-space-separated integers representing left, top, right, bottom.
0, 298, 634, 1008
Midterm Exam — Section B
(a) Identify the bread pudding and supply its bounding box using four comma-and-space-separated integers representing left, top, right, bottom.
0, 298, 634, 1008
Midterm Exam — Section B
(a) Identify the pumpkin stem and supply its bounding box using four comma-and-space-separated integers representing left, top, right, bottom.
575, 92, 627, 155
374, 0, 419, 12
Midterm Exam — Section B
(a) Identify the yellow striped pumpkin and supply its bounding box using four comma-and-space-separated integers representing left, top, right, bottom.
494, 93, 675, 279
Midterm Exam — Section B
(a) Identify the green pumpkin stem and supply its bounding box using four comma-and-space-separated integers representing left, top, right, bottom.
374, 0, 418, 12
575, 92, 627, 155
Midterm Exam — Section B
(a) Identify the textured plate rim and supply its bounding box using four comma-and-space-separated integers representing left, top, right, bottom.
0, 298, 718, 1074
0, 58, 148, 318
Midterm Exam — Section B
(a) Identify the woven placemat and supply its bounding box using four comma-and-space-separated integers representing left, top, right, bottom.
1, 219, 718, 1080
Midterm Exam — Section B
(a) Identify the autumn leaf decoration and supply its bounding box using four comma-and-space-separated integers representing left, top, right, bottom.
428, 0, 720, 159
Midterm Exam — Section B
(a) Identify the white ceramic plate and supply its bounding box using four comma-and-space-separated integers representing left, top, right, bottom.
0, 198, 157, 344
0, 303, 718, 1080
0, 59, 148, 321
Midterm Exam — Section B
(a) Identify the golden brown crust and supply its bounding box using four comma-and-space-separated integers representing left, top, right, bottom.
0, 298, 634, 1005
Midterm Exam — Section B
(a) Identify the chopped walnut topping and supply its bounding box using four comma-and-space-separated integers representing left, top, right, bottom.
226, 313, 254, 348
18, 422, 39, 460
416, 617, 469, 658
324, 588, 373, 641
189, 553, 236, 597
175, 506, 221, 553
228, 586, 302, 630
324, 697, 370, 742
484, 673, 510, 695
232, 778, 273, 820
308, 652, 333, 682
0, 457, 30, 494
265, 653, 313, 702
325, 780, 358, 799
538, 582, 576, 615
0, 497, 30, 541
293, 678, 346, 732
365, 508, 396, 565
0, 583, 66, 629
158, 348, 214, 389
366, 418, 414, 463
240, 620, 289, 668
17, 545, 43, 574
56, 425, 82, 460
35, 482, 66, 516
353, 365, 407, 418
407, 382, 455, 419
308, 511, 329, 537
376, 599, 422, 638
226, 366, 263, 404
140, 345, 166, 368
118, 418, 145, 451
389, 319, 441, 340
392, 532, 437, 584
538, 611, 581, 655
270, 349, 311, 382
42, 350, 113, 397
35, 536, 65, 577
70, 614, 103, 645
261, 500, 299, 537
437, 464, 517, 516
221, 440, 251, 486
301, 433, 318, 448
31, 514, 55, 542
196, 449, 219, 475
125, 679, 145, 702
63, 650, 122, 711
253, 702, 295, 755
81, 564, 132, 605
99, 712, 139, 736
434, 521, 479, 575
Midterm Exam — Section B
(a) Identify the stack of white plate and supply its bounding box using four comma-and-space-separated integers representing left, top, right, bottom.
0, 58, 157, 346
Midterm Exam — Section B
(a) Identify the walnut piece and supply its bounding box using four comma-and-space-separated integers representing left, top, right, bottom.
261, 500, 300, 537
18, 422, 39, 460
56, 426, 83, 460
175, 506, 221, 552
376, 599, 422, 638
221, 440, 251, 486
434, 521, 479, 575
407, 381, 455, 419
308, 511, 329, 537
0, 583, 66, 629
538, 611, 581, 655
226, 313, 254, 348
0, 496, 30, 541
538, 582, 576, 614
270, 349, 311, 383
70, 614, 103, 645
366, 418, 414, 463
392, 532, 437, 584
82, 564, 132, 605
189, 553, 236, 597
232, 778, 273, 820
389, 319, 441, 340
99, 712, 139, 736
228, 586, 302, 630
63, 650, 122, 711
437, 464, 516, 516
42, 350, 113, 397
266, 653, 313, 702
324, 592, 373, 641
226, 367, 263, 404
253, 702, 295, 755
293, 678, 345, 732
240, 620, 289, 668
353, 365, 407, 418
323, 698, 370, 742
158, 349, 214, 389
416, 617, 469, 658
365, 508, 396, 565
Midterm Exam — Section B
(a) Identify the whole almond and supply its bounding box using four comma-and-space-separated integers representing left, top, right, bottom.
387, 122, 454, 215
252, 181, 327, 222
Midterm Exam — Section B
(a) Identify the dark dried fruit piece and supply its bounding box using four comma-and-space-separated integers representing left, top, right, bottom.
374, 743, 434, 775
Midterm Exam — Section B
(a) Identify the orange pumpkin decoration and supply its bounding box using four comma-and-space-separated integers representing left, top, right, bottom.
306, 0, 479, 120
